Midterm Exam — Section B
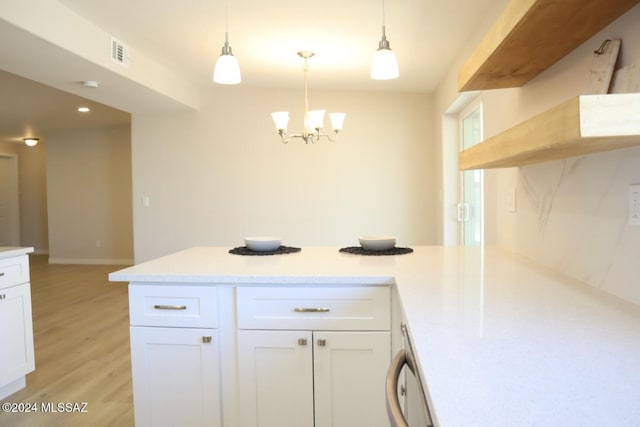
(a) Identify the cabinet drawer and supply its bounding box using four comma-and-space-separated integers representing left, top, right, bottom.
129, 284, 218, 328
237, 286, 390, 331
0, 255, 29, 290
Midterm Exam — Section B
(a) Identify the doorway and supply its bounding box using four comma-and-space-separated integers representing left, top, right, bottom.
0, 153, 21, 246
458, 100, 484, 246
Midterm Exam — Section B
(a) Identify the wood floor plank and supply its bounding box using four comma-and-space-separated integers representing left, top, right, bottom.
0, 255, 134, 427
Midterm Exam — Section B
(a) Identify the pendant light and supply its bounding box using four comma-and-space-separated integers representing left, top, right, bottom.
371, 0, 399, 80
213, 0, 241, 85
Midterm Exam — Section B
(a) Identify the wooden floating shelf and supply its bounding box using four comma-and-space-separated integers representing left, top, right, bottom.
458, 0, 640, 92
459, 94, 640, 170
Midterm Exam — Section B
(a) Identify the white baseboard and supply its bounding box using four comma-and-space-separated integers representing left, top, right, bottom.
48, 258, 134, 265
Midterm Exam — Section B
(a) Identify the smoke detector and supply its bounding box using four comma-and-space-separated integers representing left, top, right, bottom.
110, 37, 130, 67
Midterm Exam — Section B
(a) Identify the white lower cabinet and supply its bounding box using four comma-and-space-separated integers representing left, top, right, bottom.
238, 330, 314, 427
313, 331, 390, 427
0, 254, 35, 400
127, 284, 392, 427
128, 284, 221, 427
237, 286, 391, 427
238, 330, 390, 427
130, 327, 221, 427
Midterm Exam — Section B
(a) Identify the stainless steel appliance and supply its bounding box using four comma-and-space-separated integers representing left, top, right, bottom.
386, 323, 433, 427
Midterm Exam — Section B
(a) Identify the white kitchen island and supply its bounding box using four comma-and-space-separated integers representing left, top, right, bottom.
109, 246, 640, 427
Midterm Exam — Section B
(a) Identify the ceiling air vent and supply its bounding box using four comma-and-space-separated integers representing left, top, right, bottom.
110, 37, 130, 67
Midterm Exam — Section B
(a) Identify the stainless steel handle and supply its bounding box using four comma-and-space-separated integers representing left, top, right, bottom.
386, 349, 411, 427
294, 307, 330, 313
153, 304, 187, 310
0, 272, 5, 277
317, 339, 327, 347
298, 338, 308, 346
0, 294, 5, 300
202, 336, 212, 344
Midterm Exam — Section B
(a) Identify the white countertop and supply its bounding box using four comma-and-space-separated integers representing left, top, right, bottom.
0, 247, 34, 259
110, 246, 640, 426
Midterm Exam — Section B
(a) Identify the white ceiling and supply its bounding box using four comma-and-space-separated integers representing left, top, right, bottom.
0, 0, 499, 144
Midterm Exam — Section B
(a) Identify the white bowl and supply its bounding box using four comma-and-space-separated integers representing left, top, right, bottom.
244, 237, 282, 252
358, 235, 396, 251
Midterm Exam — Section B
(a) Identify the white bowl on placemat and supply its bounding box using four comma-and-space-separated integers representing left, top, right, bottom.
244, 237, 282, 252
358, 235, 396, 251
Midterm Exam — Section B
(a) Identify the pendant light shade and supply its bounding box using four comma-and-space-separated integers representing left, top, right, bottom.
371, 0, 399, 80
213, 0, 241, 85
371, 37, 399, 80
213, 41, 241, 84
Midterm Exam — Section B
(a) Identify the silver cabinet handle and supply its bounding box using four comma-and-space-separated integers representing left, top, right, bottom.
298, 338, 308, 346
202, 336, 212, 344
386, 349, 411, 427
0, 294, 5, 300
386, 348, 434, 427
294, 307, 330, 313
153, 304, 187, 310
317, 339, 327, 347
0, 272, 5, 277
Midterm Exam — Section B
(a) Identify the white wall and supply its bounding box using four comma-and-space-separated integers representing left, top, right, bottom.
46, 126, 133, 264
132, 87, 435, 262
436, 4, 640, 305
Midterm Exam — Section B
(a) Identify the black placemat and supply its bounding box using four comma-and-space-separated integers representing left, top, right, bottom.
229, 246, 302, 256
339, 246, 414, 256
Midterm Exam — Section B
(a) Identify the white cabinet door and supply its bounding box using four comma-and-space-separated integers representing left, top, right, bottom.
130, 326, 221, 427
0, 283, 34, 387
313, 331, 390, 427
237, 330, 314, 427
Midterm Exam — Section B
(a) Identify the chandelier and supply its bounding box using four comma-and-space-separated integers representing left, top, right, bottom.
271, 51, 346, 144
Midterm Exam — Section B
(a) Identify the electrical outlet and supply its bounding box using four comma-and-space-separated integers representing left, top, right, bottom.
629, 184, 640, 226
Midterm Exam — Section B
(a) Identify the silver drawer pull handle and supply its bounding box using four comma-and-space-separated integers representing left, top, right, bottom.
0, 272, 5, 277
0, 294, 5, 300
153, 304, 187, 310
294, 307, 330, 313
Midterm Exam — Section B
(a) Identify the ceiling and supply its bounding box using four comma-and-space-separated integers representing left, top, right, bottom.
0, 0, 500, 144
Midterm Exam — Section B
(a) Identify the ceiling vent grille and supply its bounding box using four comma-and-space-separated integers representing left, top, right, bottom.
110, 37, 130, 67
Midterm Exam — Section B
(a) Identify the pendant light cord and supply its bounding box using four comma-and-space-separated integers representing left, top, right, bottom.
381, 0, 387, 40
224, 0, 230, 45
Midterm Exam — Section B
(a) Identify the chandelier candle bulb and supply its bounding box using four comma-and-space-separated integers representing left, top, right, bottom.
307, 110, 326, 131
329, 113, 346, 131
271, 112, 290, 132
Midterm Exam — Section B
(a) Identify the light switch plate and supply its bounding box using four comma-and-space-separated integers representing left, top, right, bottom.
629, 184, 640, 226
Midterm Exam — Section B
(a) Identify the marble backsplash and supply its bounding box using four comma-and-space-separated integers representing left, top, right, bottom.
495, 145, 640, 306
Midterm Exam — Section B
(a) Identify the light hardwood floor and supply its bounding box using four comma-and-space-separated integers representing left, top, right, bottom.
0, 255, 134, 426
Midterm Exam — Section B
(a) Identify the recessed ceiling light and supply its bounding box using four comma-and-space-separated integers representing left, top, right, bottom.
82, 80, 99, 88
78, 107, 90, 113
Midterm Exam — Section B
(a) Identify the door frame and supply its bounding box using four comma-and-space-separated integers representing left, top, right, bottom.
458, 99, 484, 246
442, 93, 483, 246
0, 153, 21, 246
